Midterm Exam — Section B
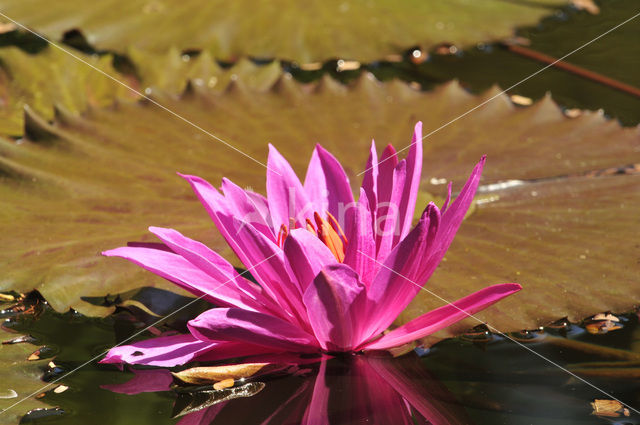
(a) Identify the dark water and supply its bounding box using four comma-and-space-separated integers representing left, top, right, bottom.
3, 293, 639, 425
288, 0, 640, 127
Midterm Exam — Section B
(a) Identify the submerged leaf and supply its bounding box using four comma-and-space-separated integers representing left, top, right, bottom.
0, 75, 638, 331
172, 382, 265, 418
0, 0, 571, 62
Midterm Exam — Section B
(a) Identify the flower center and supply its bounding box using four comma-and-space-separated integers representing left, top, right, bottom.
277, 211, 348, 262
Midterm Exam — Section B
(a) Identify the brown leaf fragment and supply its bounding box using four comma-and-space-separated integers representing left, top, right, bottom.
591, 399, 630, 417
27, 350, 41, 361
172, 363, 269, 385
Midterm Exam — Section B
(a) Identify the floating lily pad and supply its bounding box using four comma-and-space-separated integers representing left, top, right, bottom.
0, 325, 49, 423
0, 46, 136, 136
0, 0, 574, 62
0, 46, 287, 137
0, 75, 638, 331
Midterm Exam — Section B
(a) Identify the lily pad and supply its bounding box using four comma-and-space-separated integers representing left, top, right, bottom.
1, 75, 638, 331
0, 0, 574, 63
0, 46, 286, 137
0, 46, 136, 136
0, 325, 49, 423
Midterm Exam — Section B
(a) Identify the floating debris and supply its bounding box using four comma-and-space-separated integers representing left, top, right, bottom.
510, 94, 533, 106
585, 313, 623, 334
336, 60, 360, 72
591, 399, 630, 417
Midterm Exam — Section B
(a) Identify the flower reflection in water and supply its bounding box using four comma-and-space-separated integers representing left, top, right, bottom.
103, 353, 470, 425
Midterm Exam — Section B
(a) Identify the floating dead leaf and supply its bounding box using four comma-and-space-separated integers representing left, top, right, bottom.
591, 399, 630, 417
173, 363, 269, 385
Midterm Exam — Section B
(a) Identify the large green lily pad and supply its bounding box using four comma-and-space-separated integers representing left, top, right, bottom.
1, 75, 638, 331
0, 0, 574, 63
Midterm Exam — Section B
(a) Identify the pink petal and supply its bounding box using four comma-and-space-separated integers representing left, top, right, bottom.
283, 228, 339, 291
343, 189, 377, 286
361, 140, 379, 220
395, 122, 423, 243
302, 264, 368, 351
188, 308, 320, 353
148, 226, 277, 314
99, 333, 218, 367
213, 215, 309, 327
179, 173, 237, 245
103, 246, 260, 311
221, 177, 275, 239
363, 203, 441, 339
375, 159, 406, 262
361, 283, 521, 350
266, 144, 313, 230
301, 360, 330, 425
101, 368, 173, 394
304, 145, 354, 220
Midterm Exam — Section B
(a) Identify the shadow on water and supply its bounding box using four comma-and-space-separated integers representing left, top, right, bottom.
2, 291, 639, 424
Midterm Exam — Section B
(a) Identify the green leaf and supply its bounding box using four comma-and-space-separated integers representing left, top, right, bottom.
0, 325, 49, 423
0, 75, 638, 331
0, 0, 572, 62
0, 46, 136, 136
0, 46, 285, 137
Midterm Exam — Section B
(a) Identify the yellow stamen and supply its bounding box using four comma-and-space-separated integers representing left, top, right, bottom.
314, 212, 346, 262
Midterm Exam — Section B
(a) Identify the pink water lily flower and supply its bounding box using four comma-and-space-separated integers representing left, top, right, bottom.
101, 122, 520, 367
